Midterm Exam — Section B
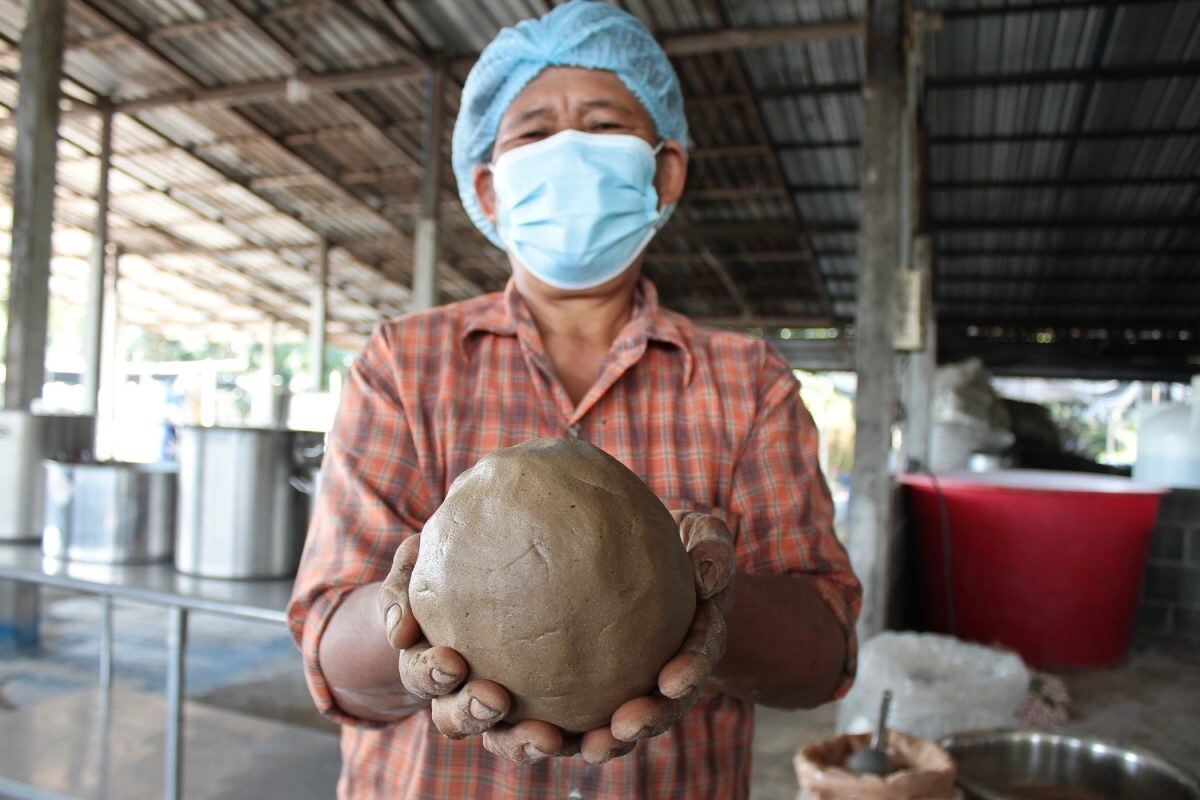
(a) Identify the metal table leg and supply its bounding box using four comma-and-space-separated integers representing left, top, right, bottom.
98, 595, 113, 691
165, 606, 188, 800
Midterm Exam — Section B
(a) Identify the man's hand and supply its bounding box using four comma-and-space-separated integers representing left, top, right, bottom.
585, 511, 735, 760
378, 535, 515, 738
376, 512, 736, 765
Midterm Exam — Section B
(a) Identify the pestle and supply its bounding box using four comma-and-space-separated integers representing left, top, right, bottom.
847, 689, 894, 776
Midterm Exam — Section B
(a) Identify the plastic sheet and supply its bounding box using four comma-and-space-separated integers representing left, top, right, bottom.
836, 632, 1031, 741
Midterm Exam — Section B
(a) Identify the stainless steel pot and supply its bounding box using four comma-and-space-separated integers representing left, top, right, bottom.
175, 426, 323, 579
940, 729, 1200, 800
42, 460, 176, 564
0, 411, 95, 541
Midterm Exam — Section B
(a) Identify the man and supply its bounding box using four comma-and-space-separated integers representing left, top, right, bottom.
287, 2, 861, 797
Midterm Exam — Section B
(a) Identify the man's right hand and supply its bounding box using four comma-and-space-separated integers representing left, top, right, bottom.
378, 534, 567, 762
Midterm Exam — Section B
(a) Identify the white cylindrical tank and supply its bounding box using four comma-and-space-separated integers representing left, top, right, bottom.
1133, 375, 1200, 489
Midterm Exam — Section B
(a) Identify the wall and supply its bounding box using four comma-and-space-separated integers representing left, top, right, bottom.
1138, 489, 1200, 638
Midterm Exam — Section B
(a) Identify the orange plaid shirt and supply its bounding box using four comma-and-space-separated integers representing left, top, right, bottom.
288, 277, 861, 799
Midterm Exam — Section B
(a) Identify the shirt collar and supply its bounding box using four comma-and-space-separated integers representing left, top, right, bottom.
461, 276, 694, 381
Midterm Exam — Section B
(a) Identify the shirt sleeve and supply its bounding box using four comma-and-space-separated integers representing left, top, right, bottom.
727, 343, 863, 699
287, 325, 436, 726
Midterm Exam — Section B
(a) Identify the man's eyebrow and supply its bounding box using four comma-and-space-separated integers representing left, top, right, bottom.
580, 99, 636, 114
507, 105, 555, 125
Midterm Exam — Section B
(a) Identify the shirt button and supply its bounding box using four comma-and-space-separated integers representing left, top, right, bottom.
566, 424, 580, 439
566, 791, 583, 800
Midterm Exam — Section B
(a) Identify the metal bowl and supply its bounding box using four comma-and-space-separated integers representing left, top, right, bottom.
940, 730, 1200, 800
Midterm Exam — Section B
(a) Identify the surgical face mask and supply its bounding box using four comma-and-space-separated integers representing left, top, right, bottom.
488, 129, 668, 291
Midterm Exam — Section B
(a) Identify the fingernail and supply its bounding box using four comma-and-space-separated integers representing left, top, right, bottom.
431, 668, 459, 685
468, 698, 500, 721
385, 604, 400, 634
523, 743, 552, 761
605, 745, 632, 762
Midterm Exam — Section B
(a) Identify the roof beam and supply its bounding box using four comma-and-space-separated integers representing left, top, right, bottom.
932, 216, 1200, 231
937, 246, 1200, 259
931, 175, 1200, 191
659, 20, 863, 56
926, 60, 1200, 90
930, 127, 1200, 145
10, 175, 313, 328
686, 144, 774, 160
688, 185, 791, 201
68, 0, 478, 300
776, 137, 861, 151
687, 0, 836, 318
690, 82, 861, 106
933, 278, 1198, 291
143, 2, 330, 43
661, 221, 857, 241
937, 1, 1115, 20
646, 250, 813, 265
115, 62, 427, 113
1053, 0, 1119, 204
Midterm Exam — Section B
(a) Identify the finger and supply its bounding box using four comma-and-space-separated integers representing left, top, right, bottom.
610, 690, 697, 743
398, 643, 467, 698
379, 534, 422, 649
430, 680, 510, 739
658, 598, 729, 699
481, 719, 563, 763
677, 514, 736, 599
580, 726, 637, 765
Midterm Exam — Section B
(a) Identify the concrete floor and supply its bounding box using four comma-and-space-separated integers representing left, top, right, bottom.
1, 590, 1197, 798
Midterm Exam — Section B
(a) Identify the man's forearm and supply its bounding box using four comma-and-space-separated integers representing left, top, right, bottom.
711, 572, 847, 708
318, 581, 426, 721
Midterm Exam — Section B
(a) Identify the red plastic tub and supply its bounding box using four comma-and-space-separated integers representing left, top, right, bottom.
899, 470, 1168, 668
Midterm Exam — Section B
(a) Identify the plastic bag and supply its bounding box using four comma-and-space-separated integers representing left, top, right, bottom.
929, 359, 1014, 472
836, 632, 1031, 741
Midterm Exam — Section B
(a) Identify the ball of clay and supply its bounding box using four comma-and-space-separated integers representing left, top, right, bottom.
409, 437, 697, 733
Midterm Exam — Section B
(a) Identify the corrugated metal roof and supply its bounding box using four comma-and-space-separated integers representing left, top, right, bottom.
0, 0, 1196, 376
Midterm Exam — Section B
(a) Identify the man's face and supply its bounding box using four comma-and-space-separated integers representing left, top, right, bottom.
473, 66, 686, 227
491, 66, 658, 160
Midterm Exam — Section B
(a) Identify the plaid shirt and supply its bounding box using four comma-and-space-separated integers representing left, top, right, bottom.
288, 277, 861, 799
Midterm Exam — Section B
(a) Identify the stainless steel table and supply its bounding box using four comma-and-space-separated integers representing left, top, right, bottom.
0, 543, 296, 800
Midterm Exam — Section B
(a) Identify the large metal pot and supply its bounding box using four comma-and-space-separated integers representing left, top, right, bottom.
42, 460, 176, 564
0, 411, 95, 541
175, 425, 323, 579
941, 730, 1200, 800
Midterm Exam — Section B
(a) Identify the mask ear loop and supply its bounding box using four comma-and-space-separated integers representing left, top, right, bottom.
650, 139, 673, 227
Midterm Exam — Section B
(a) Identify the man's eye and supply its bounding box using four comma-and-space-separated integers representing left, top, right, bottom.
519, 130, 547, 139
591, 122, 622, 131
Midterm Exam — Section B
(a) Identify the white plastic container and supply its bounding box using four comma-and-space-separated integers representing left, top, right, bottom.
1134, 376, 1200, 489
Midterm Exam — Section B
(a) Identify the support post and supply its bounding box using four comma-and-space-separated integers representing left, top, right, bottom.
900, 236, 936, 468
411, 60, 445, 311
309, 240, 328, 392
4, 0, 67, 409
900, 18, 935, 471
164, 606, 187, 800
82, 104, 114, 417
253, 319, 278, 426
96, 250, 121, 459
847, 0, 906, 639
98, 594, 113, 690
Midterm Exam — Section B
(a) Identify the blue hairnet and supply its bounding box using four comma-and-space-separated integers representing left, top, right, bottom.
451, 0, 688, 249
